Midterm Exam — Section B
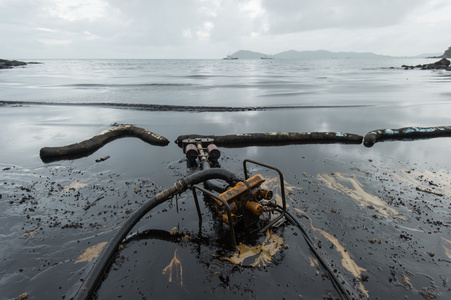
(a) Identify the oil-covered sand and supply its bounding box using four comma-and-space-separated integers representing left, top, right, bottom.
1, 104, 451, 299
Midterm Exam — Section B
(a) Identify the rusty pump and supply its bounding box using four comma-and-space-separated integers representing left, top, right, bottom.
181, 137, 286, 247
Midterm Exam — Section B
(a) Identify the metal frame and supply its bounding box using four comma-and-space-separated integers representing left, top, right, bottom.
191, 184, 237, 247
243, 159, 286, 232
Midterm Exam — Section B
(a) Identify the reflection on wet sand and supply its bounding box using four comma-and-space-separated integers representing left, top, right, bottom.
318, 172, 404, 219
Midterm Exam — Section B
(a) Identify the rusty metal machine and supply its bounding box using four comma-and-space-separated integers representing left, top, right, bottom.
181, 137, 286, 246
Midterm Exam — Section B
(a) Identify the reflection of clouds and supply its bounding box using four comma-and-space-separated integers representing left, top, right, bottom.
4, 102, 451, 172
245, 147, 259, 157
1, 106, 127, 166
318, 121, 331, 132
199, 111, 263, 133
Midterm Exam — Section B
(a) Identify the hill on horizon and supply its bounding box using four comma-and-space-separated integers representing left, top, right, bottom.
230, 49, 396, 59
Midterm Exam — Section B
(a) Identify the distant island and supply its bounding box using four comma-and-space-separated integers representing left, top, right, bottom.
227, 50, 395, 60
226, 48, 451, 60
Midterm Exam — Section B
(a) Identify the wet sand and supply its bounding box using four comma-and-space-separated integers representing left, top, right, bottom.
1, 103, 451, 299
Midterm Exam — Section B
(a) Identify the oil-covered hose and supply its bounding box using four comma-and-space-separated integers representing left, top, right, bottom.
40, 125, 169, 162
201, 159, 230, 193
176, 132, 363, 148
72, 168, 240, 300
363, 126, 451, 147
280, 207, 353, 300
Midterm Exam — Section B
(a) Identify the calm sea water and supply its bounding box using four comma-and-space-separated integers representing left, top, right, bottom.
2, 58, 451, 107
2, 57, 451, 169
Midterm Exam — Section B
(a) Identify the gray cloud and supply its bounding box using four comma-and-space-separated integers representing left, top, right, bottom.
0, 0, 450, 58
261, 0, 425, 33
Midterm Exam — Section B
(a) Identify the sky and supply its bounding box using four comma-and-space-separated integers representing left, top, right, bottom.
1, 0, 450, 59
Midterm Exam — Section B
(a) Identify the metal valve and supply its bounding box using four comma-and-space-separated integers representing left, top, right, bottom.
182, 138, 220, 162
214, 174, 272, 226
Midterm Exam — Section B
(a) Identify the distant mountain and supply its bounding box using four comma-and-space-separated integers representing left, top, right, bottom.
414, 53, 442, 58
276, 50, 391, 59
230, 49, 393, 59
231, 50, 267, 59
415, 45, 451, 58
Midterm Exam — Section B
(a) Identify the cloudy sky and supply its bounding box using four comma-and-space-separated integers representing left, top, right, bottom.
1, 0, 450, 59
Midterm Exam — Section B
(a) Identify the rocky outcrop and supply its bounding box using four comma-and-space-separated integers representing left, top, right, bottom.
0, 59, 27, 69
442, 46, 451, 58
402, 58, 451, 70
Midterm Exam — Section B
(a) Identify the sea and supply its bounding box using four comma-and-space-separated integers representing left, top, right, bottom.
2, 57, 451, 170
2, 57, 451, 108
1, 58, 451, 300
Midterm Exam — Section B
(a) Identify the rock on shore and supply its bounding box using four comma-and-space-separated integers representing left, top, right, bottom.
402, 58, 451, 70
0, 59, 28, 69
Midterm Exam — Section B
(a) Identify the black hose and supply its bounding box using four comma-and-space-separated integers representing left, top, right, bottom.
40, 125, 169, 162
281, 207, 353, 300
185, 168, 240, 188
73, 194, 164, 300
176, 132, 363, 148
363, 126, 451, 147
72, 168, 241, 300
201, 159, 230, 193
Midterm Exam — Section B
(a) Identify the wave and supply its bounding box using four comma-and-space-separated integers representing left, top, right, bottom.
59, 83, 195, 89
0, 100, 371, 112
